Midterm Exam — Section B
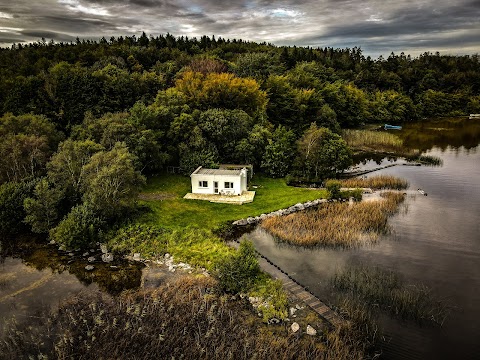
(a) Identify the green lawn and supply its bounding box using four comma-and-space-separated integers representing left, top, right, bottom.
138, 173, 327, 231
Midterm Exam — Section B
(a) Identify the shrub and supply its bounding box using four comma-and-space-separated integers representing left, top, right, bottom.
49, 204, 104, 249
215, 240, 260, 293
250, 278, 289, 322
326, 180, 341, 199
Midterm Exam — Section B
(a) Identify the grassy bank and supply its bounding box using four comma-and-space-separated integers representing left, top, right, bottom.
138, 173, 327, 230
1, 275, 370, 360
343, 129, 405, 153
261, 192, 405, 248
332, 265, 451, 325
328, 175, 409, 190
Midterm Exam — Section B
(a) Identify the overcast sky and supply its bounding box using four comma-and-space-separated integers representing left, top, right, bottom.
0, 0, 479, 57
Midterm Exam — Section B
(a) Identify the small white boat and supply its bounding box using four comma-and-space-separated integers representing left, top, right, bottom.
469, 114, 480, 119
417, 189, 427, 196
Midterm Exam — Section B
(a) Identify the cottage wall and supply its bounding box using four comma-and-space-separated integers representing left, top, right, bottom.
191, 173, 247, 195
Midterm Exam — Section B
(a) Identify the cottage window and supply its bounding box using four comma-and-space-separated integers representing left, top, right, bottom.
224, 182, 234, 189
199, 181, 208, 188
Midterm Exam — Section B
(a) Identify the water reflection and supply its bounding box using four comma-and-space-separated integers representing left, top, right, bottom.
244, 119, 480, 359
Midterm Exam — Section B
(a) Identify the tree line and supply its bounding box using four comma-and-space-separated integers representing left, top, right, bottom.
0, 33, 479, 247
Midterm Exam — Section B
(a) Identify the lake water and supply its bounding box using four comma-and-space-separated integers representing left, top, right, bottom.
243, 117, 480, 359
1, 117, 479, 359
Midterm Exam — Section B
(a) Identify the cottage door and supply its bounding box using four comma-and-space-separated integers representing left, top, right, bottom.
214, 181, 219, 193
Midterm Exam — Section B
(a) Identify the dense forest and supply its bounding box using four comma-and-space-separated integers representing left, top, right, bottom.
1, 33, 479, 246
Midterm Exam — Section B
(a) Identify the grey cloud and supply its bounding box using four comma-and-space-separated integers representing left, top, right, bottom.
0, 0, 478, 56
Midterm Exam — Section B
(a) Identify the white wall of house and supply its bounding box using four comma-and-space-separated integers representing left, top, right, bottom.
191, 168, 248, 195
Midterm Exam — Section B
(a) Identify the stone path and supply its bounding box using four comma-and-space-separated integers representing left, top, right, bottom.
229, 240, 346, 329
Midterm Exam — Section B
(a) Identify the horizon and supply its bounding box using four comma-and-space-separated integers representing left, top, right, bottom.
0, 0, 479, 58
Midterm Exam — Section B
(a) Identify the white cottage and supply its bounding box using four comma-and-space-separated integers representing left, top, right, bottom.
190, 166, 248, 195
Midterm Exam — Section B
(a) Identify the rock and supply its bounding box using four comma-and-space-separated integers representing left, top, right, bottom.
90, 249, 95, 253
100, 244, 108, 254
237, 218, 249, 226
85, 265, 95, 271
49, 240, 56, 245
268, 318, 280, 324
58, 245, 66, 251
259, 213, 267, 220
295, 304, 304, 310
246, 217, 256, 224
101, 253, 114, 263
82, 252, 90, 257
291, 322, 300, 333
289, 307, 297, 316
164, 253, 171, 259
295, 203, 305, 211
133, 253, 141, 261
87, 256, 96, 263
68, 252, 74, 257
168, 265, 175, 272
306, 325, 317, 336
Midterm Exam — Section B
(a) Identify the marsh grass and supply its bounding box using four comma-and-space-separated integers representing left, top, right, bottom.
328, 175, 409, 190
343, 129, 404, 153
408, 154, 443, 166
261, 192, 405, 248
332, 265, 451, 325
1, 275, 369, 360
107, 225, 234, 271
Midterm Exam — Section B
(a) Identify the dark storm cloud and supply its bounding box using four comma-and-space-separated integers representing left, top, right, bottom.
0, 0, 478, 56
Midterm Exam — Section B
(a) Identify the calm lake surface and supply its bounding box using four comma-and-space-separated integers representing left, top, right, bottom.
244, 117, 480, 359
1, 117, 479, 359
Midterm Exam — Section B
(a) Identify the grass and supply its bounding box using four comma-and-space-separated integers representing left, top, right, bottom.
1, 274, 370, 360
261, 192, 405, 248
343, 129, 405, 153
331, 265, 451, 325
138, 172, 327, 230
327, 175, 409, 190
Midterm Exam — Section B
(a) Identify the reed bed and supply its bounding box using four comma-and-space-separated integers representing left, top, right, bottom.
331, 265, 451, 325
1, 275, 369, 360
328, 175, 409, 190
261, 192, 405, 248
343, 129, 404, 153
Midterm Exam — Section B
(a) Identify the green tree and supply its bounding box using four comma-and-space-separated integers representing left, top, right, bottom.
24, 179, 64, 233
261, 126, 296, 177
47, 139, 104, 202
81, 143, 146, 219
296, 124, 352, 180
0, 179, 37, 236
0, 113, 64, 183
178, 127, 219, 175
198, 109, 253, 162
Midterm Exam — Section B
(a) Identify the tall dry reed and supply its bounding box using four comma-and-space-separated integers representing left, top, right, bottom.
332, 265, 451, 325
1, 275, 369, 360
329, 175, 409, 190
343, 129, 404, 153
261, 192, 405, 248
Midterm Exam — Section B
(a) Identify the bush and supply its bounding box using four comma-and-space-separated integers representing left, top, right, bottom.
49, 204, 104, 249
215, 240, 260, 293
326, 180, 341, 199
250, 278, 289, 322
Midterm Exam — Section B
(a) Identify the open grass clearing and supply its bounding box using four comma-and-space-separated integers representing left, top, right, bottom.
261, 192, 405, 248
137, 173, 327, 230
